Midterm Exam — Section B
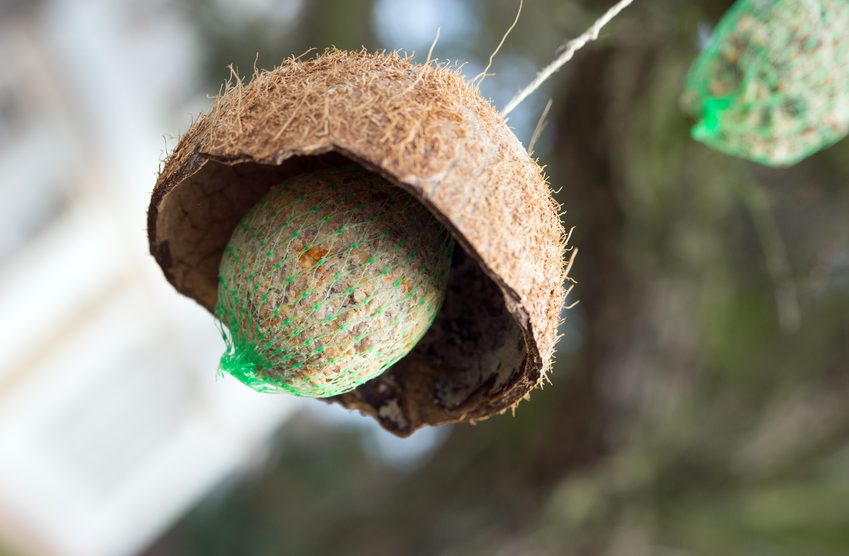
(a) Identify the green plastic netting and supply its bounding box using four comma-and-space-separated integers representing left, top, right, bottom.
215, 165, 454, 398
683, 0, 849, 167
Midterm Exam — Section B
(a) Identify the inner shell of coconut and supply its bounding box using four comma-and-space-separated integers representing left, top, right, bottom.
154, 153, 526, 431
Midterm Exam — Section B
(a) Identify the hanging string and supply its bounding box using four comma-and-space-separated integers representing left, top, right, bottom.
501, 0, 635, 117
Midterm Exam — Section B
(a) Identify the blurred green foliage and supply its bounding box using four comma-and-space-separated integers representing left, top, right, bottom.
146, 1, 849, 555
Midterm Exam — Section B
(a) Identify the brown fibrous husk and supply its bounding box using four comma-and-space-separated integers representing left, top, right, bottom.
148, 48, 569, 437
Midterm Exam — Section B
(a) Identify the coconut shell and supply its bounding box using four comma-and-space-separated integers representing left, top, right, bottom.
148, 48, 567, 437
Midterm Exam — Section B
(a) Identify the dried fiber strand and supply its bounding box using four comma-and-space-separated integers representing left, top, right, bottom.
473, 0, 524, 86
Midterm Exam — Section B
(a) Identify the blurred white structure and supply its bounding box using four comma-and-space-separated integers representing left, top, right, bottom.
0, 1, 298, 555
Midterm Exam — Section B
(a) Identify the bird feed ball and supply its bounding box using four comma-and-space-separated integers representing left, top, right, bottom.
683, 0, 849, 166
215, 165, 454, 397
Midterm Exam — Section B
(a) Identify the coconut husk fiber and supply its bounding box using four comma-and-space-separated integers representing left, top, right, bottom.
148, 48, 568, 437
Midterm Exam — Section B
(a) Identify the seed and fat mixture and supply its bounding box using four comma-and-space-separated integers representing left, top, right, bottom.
216, 165, 454, 398
683, 0, 849, 166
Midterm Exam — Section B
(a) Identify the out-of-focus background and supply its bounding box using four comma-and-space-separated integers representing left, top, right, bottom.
1, 0, 848, 555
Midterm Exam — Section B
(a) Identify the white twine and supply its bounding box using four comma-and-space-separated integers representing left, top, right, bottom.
501, 0, 635, 117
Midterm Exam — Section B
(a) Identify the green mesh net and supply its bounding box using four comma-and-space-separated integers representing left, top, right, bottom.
683, 0, 849, 167
215, 165, 454, 398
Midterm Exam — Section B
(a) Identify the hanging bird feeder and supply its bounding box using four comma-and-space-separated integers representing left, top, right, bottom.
148, 49, 567, 436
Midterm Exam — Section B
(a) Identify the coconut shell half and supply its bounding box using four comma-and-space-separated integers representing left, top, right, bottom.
148, 49, 567, 437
